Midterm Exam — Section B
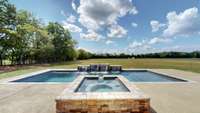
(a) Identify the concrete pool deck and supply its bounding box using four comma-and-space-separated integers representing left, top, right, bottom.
0, 69, 199, 113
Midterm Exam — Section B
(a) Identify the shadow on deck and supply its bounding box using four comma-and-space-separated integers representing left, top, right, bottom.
150, 107, 157, 113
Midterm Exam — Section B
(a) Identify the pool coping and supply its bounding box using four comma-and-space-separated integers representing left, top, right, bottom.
0, 68, 195, 84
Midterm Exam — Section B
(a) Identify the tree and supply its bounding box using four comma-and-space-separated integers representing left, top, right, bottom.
46, 22, 77, 61
78, 49, 92, 60
0, 0, 17, 65
0, 0, 79, 65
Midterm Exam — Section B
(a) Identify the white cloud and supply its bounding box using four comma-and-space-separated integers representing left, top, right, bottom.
72, 0, 77, 11
128, 37, 170, 50
62, 21, 82, 33
131, 22, 138, 28
60, 10, 81, 33
129, 6, 138, 15
80, 30, 102, 41
128, 6, 200, 54
66, 15, 76, 23
107, 24, 127, 38
77, 0, 138, 30
127, 40, 152, 54
77, 47, 92, 52
126, 44, 200, 54
150, 20, 165, 32
144, 7, 200, 53
153, 45, 200, 53
128, 40, 144, 48
105, 40, 114, 45
101, 48, 122, 54
148, 37, 170, 45
163, 7, 200, 38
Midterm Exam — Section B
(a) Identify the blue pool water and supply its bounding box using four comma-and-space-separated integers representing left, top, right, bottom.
75, 77, 129, 92
12, 70, 186, 82
121, 71, 185, 82
13, 71, 79, 82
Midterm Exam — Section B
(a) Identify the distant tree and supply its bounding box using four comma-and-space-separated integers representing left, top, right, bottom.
78, 49, 92, 60
91, 51, 200, 59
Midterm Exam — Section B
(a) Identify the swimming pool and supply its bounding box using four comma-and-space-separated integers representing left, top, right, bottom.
11, 70, 187, 83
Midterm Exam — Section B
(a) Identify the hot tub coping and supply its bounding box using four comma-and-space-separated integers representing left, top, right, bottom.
56, 75, 150, 101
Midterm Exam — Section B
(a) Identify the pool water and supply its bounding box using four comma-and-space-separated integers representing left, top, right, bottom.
13, 71, 79, 82
75, 77, 130, 92
121, 71, 185, 82
12, 70, 186, 82
85, 71, 185, 82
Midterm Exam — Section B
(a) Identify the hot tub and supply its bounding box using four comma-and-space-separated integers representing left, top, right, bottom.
56, 75, 150, 113
75, 77, 129, 92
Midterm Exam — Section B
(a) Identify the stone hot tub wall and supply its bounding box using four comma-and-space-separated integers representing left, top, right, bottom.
56, 75, 150, 113
56, 98, 150, 113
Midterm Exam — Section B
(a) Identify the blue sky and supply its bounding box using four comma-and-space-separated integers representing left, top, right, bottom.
10, 0, 200, 54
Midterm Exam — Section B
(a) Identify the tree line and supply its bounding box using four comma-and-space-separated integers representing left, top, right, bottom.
0, 0, 90, 66
91, 51, 200, 59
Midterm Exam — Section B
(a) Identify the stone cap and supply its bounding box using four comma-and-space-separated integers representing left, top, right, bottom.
56, 75, 150, 101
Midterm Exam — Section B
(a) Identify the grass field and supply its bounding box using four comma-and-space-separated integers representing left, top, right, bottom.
0, 58, 200, 79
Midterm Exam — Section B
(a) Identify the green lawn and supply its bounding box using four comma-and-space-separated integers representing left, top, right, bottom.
0, 58, 200, 79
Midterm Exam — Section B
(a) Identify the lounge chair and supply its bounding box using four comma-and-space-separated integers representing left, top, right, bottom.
77, 65, 89, 72
99, 64, 109, 72
90, 64, 99, 72
109, 65, 122, 72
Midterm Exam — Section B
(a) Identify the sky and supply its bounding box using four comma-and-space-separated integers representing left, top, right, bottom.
10, 0, 200, 54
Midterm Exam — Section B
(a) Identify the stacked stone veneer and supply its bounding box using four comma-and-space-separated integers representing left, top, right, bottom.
56, 75, 150, 113
56, 99, 150, 113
